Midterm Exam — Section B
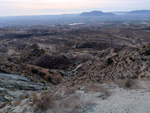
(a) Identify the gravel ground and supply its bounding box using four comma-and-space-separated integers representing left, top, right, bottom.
2, 76, 150, 113
84, 83, 150, 113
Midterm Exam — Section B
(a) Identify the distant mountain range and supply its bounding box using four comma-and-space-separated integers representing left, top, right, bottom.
80, 11, 115, 16
127, 10, 150, 15
79, 10, 150, 16
0, 10, 150, 27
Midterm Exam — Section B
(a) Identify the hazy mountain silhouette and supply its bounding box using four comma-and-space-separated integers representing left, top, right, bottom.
127, 10, 150, 15
80, 11, 115, 16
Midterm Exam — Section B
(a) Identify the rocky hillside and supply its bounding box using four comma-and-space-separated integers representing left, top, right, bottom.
72, 44, 150, 84
0, 73, 49, 107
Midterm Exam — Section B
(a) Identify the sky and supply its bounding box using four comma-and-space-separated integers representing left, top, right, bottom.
0, 0, 150, 16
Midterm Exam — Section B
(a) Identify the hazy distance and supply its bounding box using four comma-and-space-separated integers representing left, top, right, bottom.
0, 0, 150, 16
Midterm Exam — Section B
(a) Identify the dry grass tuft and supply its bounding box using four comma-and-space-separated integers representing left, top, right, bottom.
64, 87, 77, 96
72, 101, 82, 109
86, 98, 96, 106
59, 94, 82, 109
21, 94, 29, 99
13, 100, 21, 106
84, 84, 105, 93
97, 90, 111, 99
0, 102, 8, 109
33, 93, 56, 112
114, 79, 140, 89
84, 84, 111, 99
32, 92, 38, 105
52, 91, 62, 100
84, 84, 108, 92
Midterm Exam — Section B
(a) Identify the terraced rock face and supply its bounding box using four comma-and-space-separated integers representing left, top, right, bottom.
0, 73, 49, 105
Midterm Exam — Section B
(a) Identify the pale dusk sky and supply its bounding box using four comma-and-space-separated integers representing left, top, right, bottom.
0, 0, 150, 16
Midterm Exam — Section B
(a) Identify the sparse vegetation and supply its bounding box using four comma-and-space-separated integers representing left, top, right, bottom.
113, 79, 140, 89
27, 88, 96, 113
64, 87, 77, 96
1, 16, 150, 113
34, 93, 56, 112
84, 84, 111, 99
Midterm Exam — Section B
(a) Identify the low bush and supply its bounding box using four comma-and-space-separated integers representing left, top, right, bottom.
84, 84, 111, 99
107, 58, 113, 65
114, 79, 139, 89
142, 49, 150, 56
33, 93, 56, 112
64, 87, 77, 96
31, 68, 39, 74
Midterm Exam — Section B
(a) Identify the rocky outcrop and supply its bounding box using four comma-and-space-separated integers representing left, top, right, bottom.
0, 73, 49, 105
0, 62, 63, 85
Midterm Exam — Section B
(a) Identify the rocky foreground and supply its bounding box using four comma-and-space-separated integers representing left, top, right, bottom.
0, 73, 49, 107
1, 79, 150, 113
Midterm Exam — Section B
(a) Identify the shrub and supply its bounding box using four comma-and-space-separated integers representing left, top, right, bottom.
34, 93, 56, 112
84, 84, 111, 99
32, 68, 39, 74
47, 76, 52, 82
39, 72, 46, 77
34, 49, 45, 57
64, 87, 77, 96
59, 94, 81, 109
13, 100, 21, 106
129, 57, 135, 62
114, 79, 139, 89
52, 92, 62, 101
107, 58, 113, 65
143, 49, 150, 56
84, 84, 103, 93
32, 92, 38, 105
125, 79, 132, 88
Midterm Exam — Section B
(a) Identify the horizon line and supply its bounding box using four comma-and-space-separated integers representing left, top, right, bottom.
0, 9, 149, 17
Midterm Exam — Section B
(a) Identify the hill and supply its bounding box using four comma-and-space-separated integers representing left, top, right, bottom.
80, 11, 115, 16
127, 10, 150, 15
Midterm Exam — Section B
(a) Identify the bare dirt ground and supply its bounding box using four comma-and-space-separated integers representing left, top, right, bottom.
2, 80, 150, 113
84, 82, 150, 113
